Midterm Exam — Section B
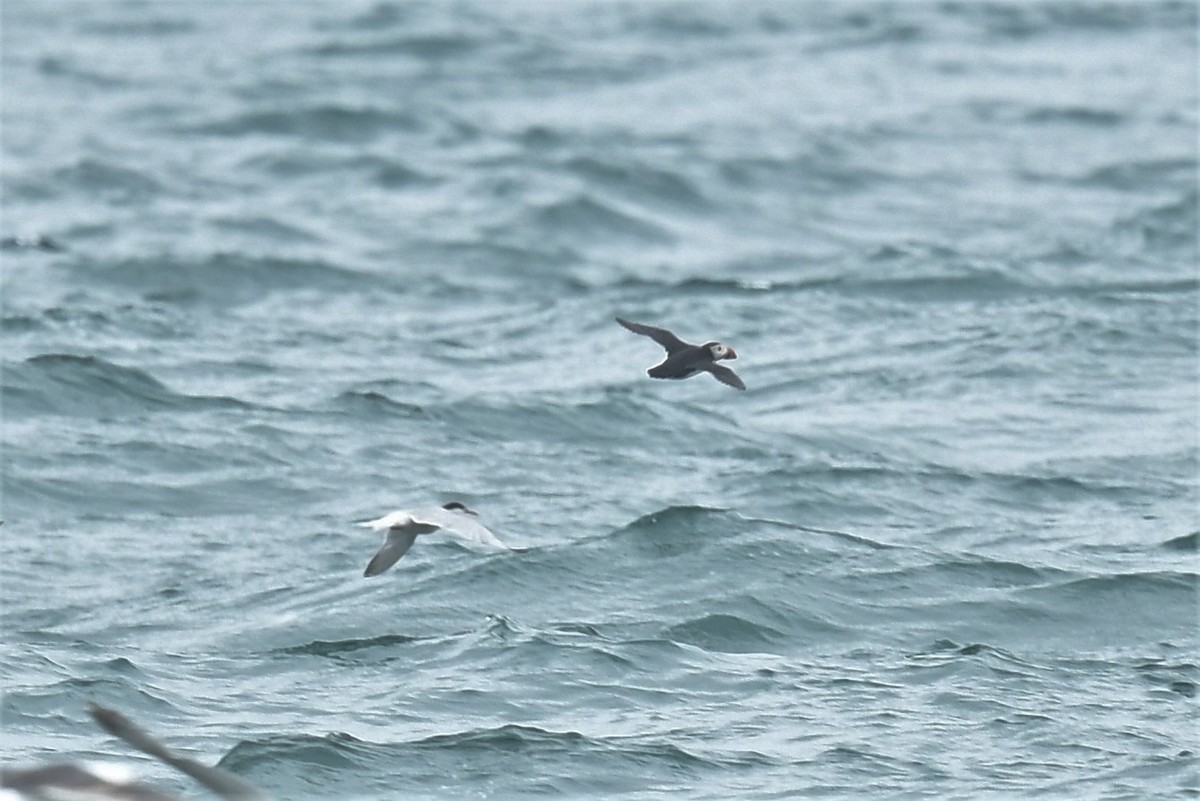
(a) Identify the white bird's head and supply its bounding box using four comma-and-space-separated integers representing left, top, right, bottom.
441, 501, 478, 516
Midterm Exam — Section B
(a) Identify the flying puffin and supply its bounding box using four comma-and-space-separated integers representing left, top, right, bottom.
615, 317, 745, 390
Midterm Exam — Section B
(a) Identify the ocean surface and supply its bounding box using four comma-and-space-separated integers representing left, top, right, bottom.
1, 2, 1197, 799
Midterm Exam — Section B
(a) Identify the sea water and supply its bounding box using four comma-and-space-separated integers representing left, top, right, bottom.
1, 2, 1196, 799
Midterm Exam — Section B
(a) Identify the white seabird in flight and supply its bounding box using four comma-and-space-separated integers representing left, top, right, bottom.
359, 502, 505, 577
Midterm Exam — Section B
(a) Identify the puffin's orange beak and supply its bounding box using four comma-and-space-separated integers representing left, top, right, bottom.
725, 348, 738, 360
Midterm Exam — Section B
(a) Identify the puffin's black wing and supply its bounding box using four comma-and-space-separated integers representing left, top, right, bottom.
615, 318, 689, 354
704, 363, 746, 390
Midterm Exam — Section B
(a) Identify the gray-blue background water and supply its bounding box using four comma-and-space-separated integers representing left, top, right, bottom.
2, 2, 1197, 798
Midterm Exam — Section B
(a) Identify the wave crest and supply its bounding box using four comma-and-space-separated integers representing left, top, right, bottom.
5, 354, 245, 418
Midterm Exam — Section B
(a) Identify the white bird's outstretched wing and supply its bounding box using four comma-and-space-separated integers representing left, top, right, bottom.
410, 507, 506, 549
363, 528, 420, 577
357, 510, 412, 531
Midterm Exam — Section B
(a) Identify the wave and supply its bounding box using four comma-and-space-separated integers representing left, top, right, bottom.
3, 471, 309, 522
208, 214, 324, 244
959, 96, 1132, 133
802, 9, 925, 52
331, 3, 414, 32
415, 723, 596, 753
972, 470, 1148, 509
274, 633, 424, 659
1, 306, 110, 336
36, 55, 128, 88
1078, 158, 1196, 191
8, 158, 165, 204
1115, 189, 1199, 253
241, 151, 435, 189
1019, 571, 1197, 603
219, 723, 770, 795
607, 505, 735, 558
1, 677, 174, 724
1161, 532, 1198, 552
0, 234, 67, 253
409, 723, 772, 774
874, 555, 1061, 592
399, 238, 584, 287
869, 558, 1193, 611
563, 155, 712, 212
1022, 106, 1126, 127
630, 5, 738, 38
958, 2, 1191, 40
839, 559, 1200, 654
3, 354, 248, 418
604, 267, 1048, 302
603, 504, 890, 559
907, 639, 1050, 677
191, 104, 424, 142
219, 730, 374, 776
464, 255, 1196, 306
419, 391, 682, 450
717, 150, 889, 194
607, 273, 833, 295
68, 252, 375, 306
832, 269, 1034, 302
526, 195, 676, 246
1134, 657, 1198, 699
330, 390, 425, 419
662, 612, 786, 654
81, 16, 196, 37
310, 33, 482, 60
1010, 572, 1199, 646
55, 159, 163, 199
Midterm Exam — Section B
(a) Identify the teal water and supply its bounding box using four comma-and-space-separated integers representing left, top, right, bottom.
2, 2, 1197, 799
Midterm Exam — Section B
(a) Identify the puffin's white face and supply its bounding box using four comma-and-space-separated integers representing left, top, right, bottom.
707, 342, 737, 360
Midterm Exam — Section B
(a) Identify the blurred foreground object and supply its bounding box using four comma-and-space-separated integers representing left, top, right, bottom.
0, 703, 267, 801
